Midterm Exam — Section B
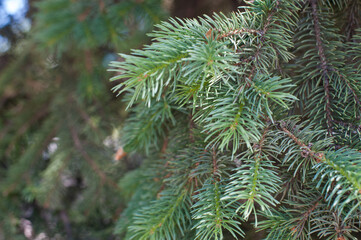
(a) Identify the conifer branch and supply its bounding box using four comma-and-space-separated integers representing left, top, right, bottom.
236, 0, 281, 99
279, 124, 324, 163
43, 155, 71, 208
344, 1, 361, 41
3, 122, 58, 195
292, 196, 321, 238
311, 208, 357, 240
106, 0, 361, 238
224, 124, 280, 224
310, 0, 333, 135
156, 161, 171, 199
330, 67, 361, 116
318, 150, 361, 193
246, 126, 270, 221
149, 190, 188, 234
14, 107, 49, 141
76, 103, 103, 137
69, 125, 119, 189
332, 120, 361, 131
216, 28, 260, 40
254, 125, 269, 153
128, 188, 191, 239
5, 106, 49, 155
212, 147, 219, 179
340, 78, 361, 114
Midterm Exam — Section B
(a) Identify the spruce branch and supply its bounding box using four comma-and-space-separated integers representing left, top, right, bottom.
311, 207, 361, 240
128, 188, 192, 240
310, 0, 333, 135
223, 124, 280, 225
192, 178, 244, 239
332, 120, 361, 132
279, 123, 325, 163
235, 0, 281, 98
216, 28, 260, 41
291, 196, 322, 238
2, 119, 58, 195
329, 67, 361, 118
40, 152, 71, 209
109, 0, 361, 238
69, 124, 119, 189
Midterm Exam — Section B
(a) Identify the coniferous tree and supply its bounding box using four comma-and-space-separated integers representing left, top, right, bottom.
0, 0, 166, 239
110, 0, 361, 239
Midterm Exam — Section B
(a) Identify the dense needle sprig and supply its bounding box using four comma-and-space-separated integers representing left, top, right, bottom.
110, 0, 361, 239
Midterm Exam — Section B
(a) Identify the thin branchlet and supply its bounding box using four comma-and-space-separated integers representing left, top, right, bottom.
235, 0, 281, 101
212, 147, 219, 181
216, 28, 260, 40
310, 0, 333, 135
69, 124, 119, 189
292, 196, 322, 238
332, 120, 361, 131
280, 125, 325, 163
330, 67, 361, 118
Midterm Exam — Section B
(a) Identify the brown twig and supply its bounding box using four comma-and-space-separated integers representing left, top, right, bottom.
212, 147, 219, 180
253, 125, 269, 155
292, 196, 322, 238
98, 0, 105, 13
189, 113, 196, 143
310, 0, 333, 135
280, 125, 324, 163
161, 136, 168, 154
234, 0, 280, 101
216, 28, 259, 40
332, 120, 361, 132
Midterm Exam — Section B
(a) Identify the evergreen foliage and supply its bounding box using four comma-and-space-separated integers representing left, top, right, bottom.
111, 0, 361, 239
0, 0, 166, 239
